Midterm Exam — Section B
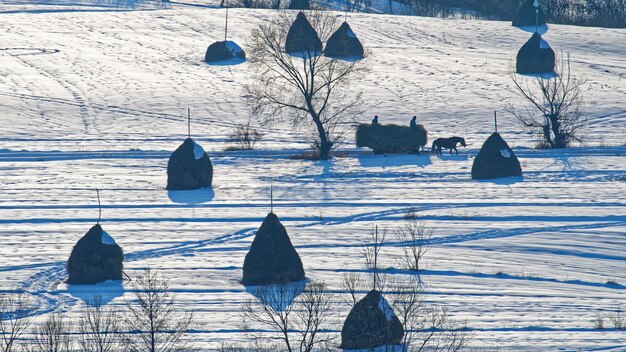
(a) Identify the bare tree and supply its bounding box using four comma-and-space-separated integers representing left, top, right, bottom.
340, 273, 363, 306
0, 293, 33, 352
25, 314, 74, 352
361, 225, 387, 290
77, 295, 120, 352
246, 11, 367, 160
121, 268, 195, 352
395, 220, 433, 272
506, 55, 588, 148
241, 281, 334, 352
388, 279, 473, 352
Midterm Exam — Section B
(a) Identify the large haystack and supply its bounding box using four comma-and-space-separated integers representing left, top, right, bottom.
67, 224, 123, 285
512, 0, 547, 27
471, 132, 522, 180
340, 290, 404, 349
324, 22, 364, 58
288, 0, 309, 10
285, 12, 323, 54
242, 213, 305, 286
516, 32, 555, 74
205, 40, 246, 63
356, 123, 427, 154
166, 138, 213, 191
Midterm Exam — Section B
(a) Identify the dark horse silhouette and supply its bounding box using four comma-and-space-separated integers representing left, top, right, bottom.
432, 136, 466, 155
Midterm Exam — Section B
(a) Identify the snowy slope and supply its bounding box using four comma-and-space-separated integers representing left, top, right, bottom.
0, 3, 625, 351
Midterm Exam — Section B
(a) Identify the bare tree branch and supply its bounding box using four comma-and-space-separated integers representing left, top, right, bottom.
506, 54, 588, 148
246, 11, 368, 159
0, 292, 32, 352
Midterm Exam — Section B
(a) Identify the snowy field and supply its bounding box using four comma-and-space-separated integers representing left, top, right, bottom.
0, 1, 625, 350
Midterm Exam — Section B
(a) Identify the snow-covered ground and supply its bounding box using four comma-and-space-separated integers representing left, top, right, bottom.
0, 2, 625, 351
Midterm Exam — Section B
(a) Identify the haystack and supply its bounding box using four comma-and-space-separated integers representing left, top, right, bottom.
340, 290, 404, 349
516, 32, 555, 74
166, 138, 213, 191
324, 22, 364, 58
242, 213, 305, 286
285, 12, 322, 54
67, 224, 123, 285
512, 0, 547, 27
288, 0, 309, 10
356, 123, 427, 154
471, 132, 522, 180
205, 40, 246, 63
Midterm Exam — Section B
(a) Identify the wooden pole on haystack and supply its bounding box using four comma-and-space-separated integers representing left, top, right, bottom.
534, 0, 539, 33
225, 0, 229, 42
494, 111, 498, 133
187, 108, 191, 138
270, 185, 274, 213
96, 188, 102, 224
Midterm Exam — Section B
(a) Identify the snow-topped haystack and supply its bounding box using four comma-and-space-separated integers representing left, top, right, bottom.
285, 12, 322, 54
512, 0, 547, 28
516, 32, 555, 74
67, 224, 124, 285
471, 132, 522, 180
356, 123, 427, 154
242, 213, 305, 286
324, 22, 364, 59
288, 0, 309, 10
205, 40, 246, 63
166, 138, 213, 191
340, 289, 404, 349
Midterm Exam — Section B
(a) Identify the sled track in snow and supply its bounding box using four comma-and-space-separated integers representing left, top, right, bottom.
16, 227, 256, 318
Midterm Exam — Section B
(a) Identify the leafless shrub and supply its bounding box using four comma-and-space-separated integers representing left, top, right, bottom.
0, 292, 33, 352
241, 281, 334, 352
395, 220, 433, 272
404, 208, 418, 220
228, 120, 264, 151
25, 314, 74, 352
121, 268, 195, 352
594, 313, 605, 330
77, 295, 121, 352
608, 305, 625, 330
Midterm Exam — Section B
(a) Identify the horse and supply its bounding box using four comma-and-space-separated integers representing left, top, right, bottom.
431, 137, 466, 155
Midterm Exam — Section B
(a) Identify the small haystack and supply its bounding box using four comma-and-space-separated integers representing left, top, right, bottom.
288, 0, 309, 10
166, 138, 213, 191
205, 40, 246, 63
67, 224, 124, 285
242, 213, 305, 286
324, 22, 364, 58
516, 32, 555, 74
471, 132, 522, 180
341, 290, 404, 349
356, 123, 428, 154
512, 0, 547, 27
285, 12, 323, 54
